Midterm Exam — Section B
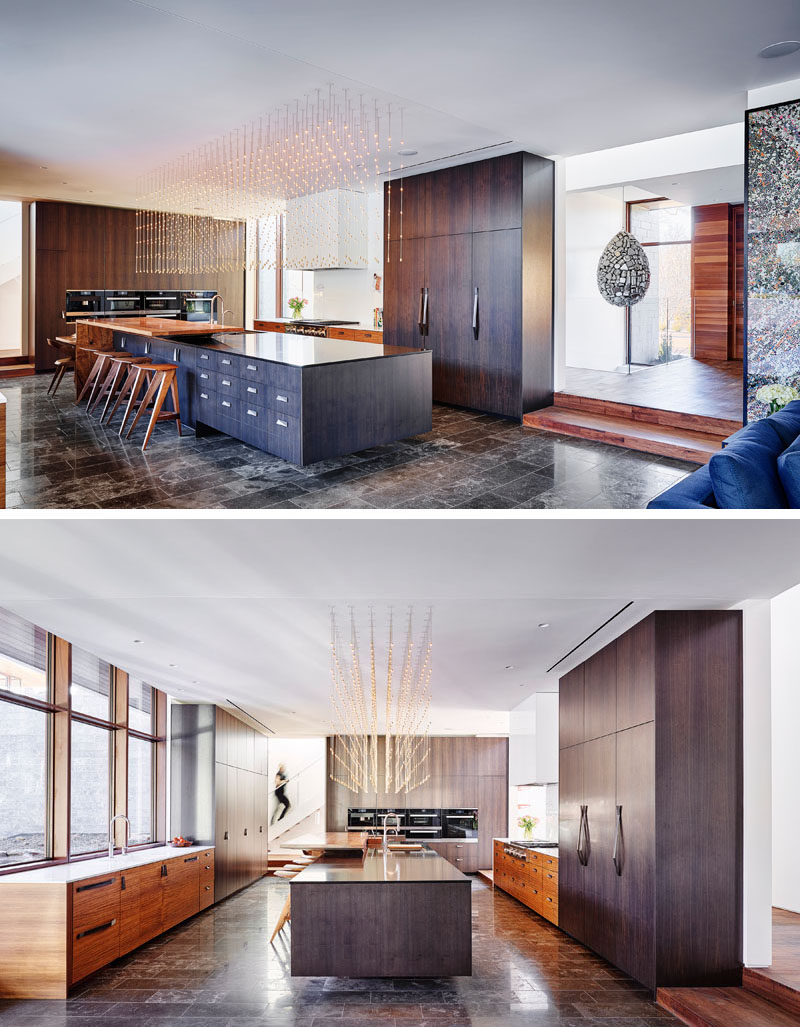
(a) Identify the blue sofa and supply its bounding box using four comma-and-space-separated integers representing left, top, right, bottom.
648, 400, 800, 509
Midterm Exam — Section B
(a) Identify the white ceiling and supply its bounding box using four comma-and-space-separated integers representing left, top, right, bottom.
631, 166, 745, 206
0, 519, 796, 735
2, 0, 800, 206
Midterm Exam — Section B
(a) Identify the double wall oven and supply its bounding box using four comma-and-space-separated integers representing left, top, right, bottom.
104, 290, 142, 317
346, 807, 477, 841
143, 291, 180, 317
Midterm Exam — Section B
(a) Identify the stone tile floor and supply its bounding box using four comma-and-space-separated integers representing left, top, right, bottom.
0, 374, 694, 510
0, 876, 679, 1026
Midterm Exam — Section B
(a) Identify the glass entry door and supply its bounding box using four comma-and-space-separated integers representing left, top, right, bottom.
627, 199, 692, 368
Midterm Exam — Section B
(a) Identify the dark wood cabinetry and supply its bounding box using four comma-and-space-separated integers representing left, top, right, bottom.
170, 704, 269, 905
559, 611, 742, 992
383, 152, 553, 419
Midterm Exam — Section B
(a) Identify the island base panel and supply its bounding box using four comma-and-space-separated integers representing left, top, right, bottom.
290, 880, 471, 977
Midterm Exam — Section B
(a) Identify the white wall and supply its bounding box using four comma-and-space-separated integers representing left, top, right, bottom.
267, 736, 326, 836
748, 77, 800, 111
739, 599, 773, 968
770, 584, 800, 915
565, 188, 626, 371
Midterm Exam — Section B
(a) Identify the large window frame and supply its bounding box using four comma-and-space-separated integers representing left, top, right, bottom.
0, 609, 167, 874
625, 197, 693, 367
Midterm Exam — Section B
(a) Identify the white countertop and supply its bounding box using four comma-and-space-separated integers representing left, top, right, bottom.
494, 838, 559, 858
1, 844, 213, 884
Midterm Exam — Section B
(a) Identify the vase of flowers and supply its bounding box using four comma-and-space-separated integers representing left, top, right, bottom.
517, 815, 538, 841
756, 383, 800, 415
288, 296, 308, 319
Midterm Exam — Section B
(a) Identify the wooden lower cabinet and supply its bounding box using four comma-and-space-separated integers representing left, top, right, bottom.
492, 840, 559, 926
0, 849, 215, 998
429, 840, 479, 873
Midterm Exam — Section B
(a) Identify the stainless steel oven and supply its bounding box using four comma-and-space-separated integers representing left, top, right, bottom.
104, 290, 142, 317
143, 291, 180, 317
442, 808, 478, 839
181, 290, 216, 322
405, 808, 442, 839
347, 808, 376, 831
376, 808, 407, 831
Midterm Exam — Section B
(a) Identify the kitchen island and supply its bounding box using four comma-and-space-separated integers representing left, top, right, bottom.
76, 319, 431, 465
289, 844, 472, 977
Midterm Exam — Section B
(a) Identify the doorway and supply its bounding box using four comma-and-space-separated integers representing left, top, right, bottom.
0, 200, 23, 360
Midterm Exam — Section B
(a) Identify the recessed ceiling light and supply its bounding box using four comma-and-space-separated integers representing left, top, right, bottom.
132, 639, 144, 645
39, 165, 48, 170
192, 680, 199, 685
759, 40, 800, 58
397, 148, 418, 156
168, 663, 178, 668
505, 665, 515, 670
538, 623, 550, 629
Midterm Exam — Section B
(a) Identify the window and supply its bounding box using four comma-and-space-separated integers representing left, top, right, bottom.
71, 647, 111, 720
627, 199, 692, 367
128, 678, 154, 734
70, 720, 112, 855
0, 608, 48, 701
128, 735, 154, 845
0, 703, 50, 866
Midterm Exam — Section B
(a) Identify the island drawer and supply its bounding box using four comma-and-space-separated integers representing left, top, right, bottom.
265, 386, 300, 416
212, 351, 241, 375
196, 349, 215, 369
196, 368, 217, 391
266, 415, 301, 464
195, 389, 219, 423
240, 358, 269, 384
217, 373, 238, 399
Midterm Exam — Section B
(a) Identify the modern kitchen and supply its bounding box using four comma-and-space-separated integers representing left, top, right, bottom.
0, 518, 797, 1027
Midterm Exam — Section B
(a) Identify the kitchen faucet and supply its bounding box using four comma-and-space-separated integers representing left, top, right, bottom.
382, 812, 401, 854
108, 814, 131, 858
210, 293, 232, 326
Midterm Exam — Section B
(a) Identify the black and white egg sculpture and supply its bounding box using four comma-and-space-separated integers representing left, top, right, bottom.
596, 230, 651, 307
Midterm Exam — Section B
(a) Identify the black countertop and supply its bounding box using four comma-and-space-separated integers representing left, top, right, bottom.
292, 846, 470, 884
170, 331, 422, 367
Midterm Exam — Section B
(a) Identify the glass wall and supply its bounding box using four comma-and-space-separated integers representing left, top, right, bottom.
0, 200, 22, 357
628, 199, 692, 366
128, 735, 154, 845
70, 720, 111, 855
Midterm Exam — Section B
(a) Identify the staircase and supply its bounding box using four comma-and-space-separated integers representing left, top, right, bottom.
523, 393, 741, 465
268, 809, 324, 871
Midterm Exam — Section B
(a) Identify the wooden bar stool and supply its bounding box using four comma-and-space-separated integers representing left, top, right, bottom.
46, 338, 75, 397
124, 362, 182, 452
270, 860, 316, 943
109, 362, 155, 430
76, 350, 115, 406
88, 353, 144, 416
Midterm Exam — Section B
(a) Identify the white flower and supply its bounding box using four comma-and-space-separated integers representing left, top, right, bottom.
756, 383, 799, 407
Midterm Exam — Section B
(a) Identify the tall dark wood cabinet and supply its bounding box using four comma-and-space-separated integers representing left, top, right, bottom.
559, 611, 742, 992
170, 704, 269, 903
383, 152, 554, 420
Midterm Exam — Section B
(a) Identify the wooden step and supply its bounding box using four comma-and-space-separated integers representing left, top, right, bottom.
523, 406, 724, 465
553, 392, 741, 438
744, 968, 800, 1018
477, 869, 493, 886
0, 363, 35, 378
658, 986, 800, 1027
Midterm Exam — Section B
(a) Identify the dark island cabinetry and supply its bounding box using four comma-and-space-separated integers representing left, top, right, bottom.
383, 151, 553, 419
559, 611, 743, 992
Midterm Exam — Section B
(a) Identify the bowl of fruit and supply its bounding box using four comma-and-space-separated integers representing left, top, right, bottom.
170, 835, 193, 848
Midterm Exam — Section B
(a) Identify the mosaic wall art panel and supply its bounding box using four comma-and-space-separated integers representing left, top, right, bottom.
746, 99, 800, 420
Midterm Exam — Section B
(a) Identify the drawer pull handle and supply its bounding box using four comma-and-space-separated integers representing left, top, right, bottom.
173, 348, 179, 361
76, 877, 115, 892
200, 353, 210, 361
161, 864, 167, 877
76, 919, 116, 940
222, 379, 232, 386
224, 831, 229, 840
184, 855, 199, 863
246, 364, 257, 371
276, 418, 287, 428
200, 372, 209, 379
247, 409, 257, 417
276, 394, 288, 403
205, 865, 211, 870
222, 358, 231, 365
205, 885, 211, 891
247, 386, 257, 394
222, 400, 231, 408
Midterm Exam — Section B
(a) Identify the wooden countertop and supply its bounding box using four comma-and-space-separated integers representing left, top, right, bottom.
283, 831, 368, 852
75, 317, 243, 337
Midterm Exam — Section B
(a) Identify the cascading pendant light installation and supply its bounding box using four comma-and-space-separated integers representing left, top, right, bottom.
135, 85, 406, 275
329, 607, 432, 796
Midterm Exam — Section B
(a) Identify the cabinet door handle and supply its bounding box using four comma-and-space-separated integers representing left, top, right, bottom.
76, 919, 116, 940
205, 865, 211, 870
244, 828, 248, 836
221, 400, 231, 408
577, 805, 590, 866
161, 864, 167, 877
247, 386, 257, 394
76, 877, 115, 892
205, 885, 212, 891
200, 392, 209, 400
423, 287, 429, 332
200, 372, 210, 380
246, 363, 257, 371
418, 286, 425, 334
276, 394, 288, 403
612, 804, 623, 876
184, 855, 199, 863
247, 409, 257, 417
224, 831, 229, 840
276, 418, 287, 428
173, 348, 179, 362
221, 358, 231, 365
472, 286, 479, 340
200, 353, 210, 361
